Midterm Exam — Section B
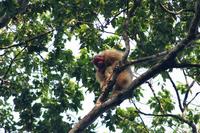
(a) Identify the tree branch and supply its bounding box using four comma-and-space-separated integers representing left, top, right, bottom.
132, 101, 149, 133
172, 63, 200, 68
188, 1, 200, 36
135, 108, 197, 133
167, 73, 184, 112
183, 69, 189, 86
0, 46, 27, 86
0, 30, 53, 50
122, 0, 141, 63
121, 4, 131, 63
159, 3, 183, 15
183, 81, 195, 109
146, 81, 164, 112
0, 0, 29, 29
126, 51, 169, 67
186, 92, 200, 107
102, 8, 127, 29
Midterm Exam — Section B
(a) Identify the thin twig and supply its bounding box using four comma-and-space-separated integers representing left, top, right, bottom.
183, 69, 189, 85
0, 30, 53, 50
186, 92, 200, 107
135, 108, 197, 133
132, 101, 149, 133
104, 8, 127, 28
0, 46, 27, 86
183, 81, 195, 109
172, 63, 200, 69
146, 81, 164, 112
167, 73, 183, 112
159, 3, 183, 15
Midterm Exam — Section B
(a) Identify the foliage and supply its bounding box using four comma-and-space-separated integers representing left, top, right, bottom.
0, 0, 200, 132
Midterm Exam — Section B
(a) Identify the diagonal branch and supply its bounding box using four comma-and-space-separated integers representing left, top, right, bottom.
183, 81, 195, 109
132, 101, 149, 132
186, 92, 200, 107
0, 46, 27, 86
146, 81, 164, 112
101, 8, 127, 29
0, 0, 29, 29
167, 73, 183, 112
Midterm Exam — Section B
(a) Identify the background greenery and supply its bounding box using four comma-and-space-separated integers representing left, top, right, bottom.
0, 0, 199, 132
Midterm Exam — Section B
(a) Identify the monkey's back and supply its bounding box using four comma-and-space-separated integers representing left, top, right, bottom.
101, 49, 123, 63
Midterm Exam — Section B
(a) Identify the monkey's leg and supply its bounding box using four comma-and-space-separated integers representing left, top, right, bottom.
111, 69, 133, 97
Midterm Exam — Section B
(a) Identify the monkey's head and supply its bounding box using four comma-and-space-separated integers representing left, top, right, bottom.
92, 55, 105, 70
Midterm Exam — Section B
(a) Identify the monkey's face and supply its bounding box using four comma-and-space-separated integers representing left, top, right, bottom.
92, 55, 105, 70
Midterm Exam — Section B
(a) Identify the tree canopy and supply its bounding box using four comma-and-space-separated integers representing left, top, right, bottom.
0, 0, 200, 133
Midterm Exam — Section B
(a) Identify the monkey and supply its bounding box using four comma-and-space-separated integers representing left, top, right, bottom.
92, 49, 133, 104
